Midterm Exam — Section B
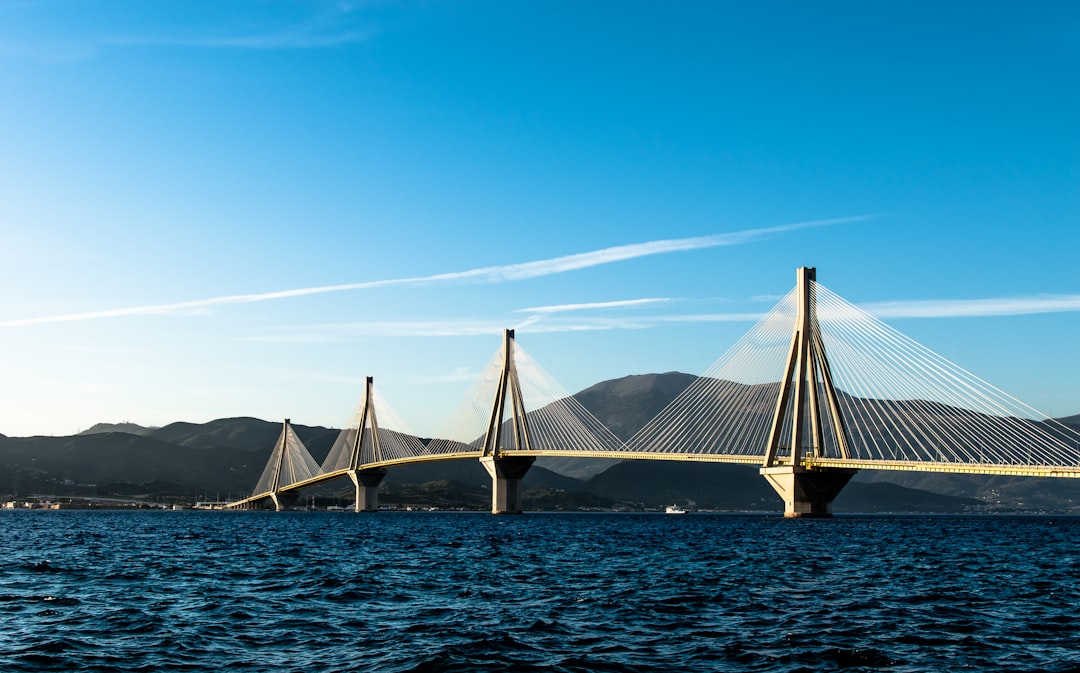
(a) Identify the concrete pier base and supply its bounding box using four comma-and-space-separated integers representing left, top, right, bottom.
348, 468, 388, 512
760, 466, 857, 518
480, 456, 535, 514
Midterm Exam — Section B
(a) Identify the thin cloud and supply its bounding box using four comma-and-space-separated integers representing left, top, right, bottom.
513, 298, 678, 331
515, 298, 675, 314
104, 26, 374, 50
865, 295, 1080, 318
2, 216, 867, 328
246, 311, 770, 341
240, 293, 1080, 343
240, 320, 507, 341
3, 4, 374, 62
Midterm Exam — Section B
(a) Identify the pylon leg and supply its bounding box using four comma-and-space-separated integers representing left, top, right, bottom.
759, 466, 856, 518
480, 456, 534, 514
268, 492, 299, 512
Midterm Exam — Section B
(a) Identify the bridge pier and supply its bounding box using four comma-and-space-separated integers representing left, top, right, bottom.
269, 491, 300, 512
480, 456, 534, 514
348, 468, 387, 512
759, 466, 857, 518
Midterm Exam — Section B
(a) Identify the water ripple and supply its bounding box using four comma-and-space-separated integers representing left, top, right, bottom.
1, 512, 1079, 672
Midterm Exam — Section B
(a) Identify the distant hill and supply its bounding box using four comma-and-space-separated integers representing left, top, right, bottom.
148, 417, 339, 462
0, 418, 342, 500
575, 371, 697, 440
587, 461, 777, 510
536, 371, 696, 480
582, 460, 980, 512
79, 422, 158, 436
853, 471, 1080, 512
1, 371, 1078, 512
0, 431, 263, 499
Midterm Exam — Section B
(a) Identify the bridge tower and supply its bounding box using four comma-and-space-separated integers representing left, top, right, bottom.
267, 419, 301, 511
478, 329, 535, 514
346, 376, 389, 512
760, 267, 857, 517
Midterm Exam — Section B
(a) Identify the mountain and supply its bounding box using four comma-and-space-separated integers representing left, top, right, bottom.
148, 417, 339, 462
584, 460, 980, 512
575, 371, 697, 440
0, 431, 263, 498
587, 461, 776, 509
79, 422, 158, 436
568, 373, 1080, 512
535, 371, 696, 480
0, 418, 343, 501
2, 371, 1078, 512
835, 481, 982, 513
853, 471, 1080, 512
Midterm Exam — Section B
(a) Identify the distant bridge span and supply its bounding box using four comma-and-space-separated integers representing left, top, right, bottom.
226, 268, 1080, 516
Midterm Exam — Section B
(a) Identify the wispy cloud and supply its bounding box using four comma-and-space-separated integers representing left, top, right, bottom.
512, 297, 676, 331
103, 9, 375, 52
2, 3, 374, 62
249, 293, 1080, 341
243, 320, 511, 340
244, 310, 772, 342
515, 298, 674, 314
2, 217, 865, 328
865, 295, 1080, 318
103, 30, 373, 50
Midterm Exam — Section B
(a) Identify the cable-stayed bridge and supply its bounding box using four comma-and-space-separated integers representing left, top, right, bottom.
226, 268, 1080, 517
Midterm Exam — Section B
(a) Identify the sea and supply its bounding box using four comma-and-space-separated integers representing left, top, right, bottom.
1, 511, 1078, 673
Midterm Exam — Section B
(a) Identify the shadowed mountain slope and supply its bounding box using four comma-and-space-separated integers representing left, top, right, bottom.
1, 372, 1077, 511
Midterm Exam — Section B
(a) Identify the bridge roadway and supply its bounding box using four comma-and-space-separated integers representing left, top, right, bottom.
225, 449, 1080, 510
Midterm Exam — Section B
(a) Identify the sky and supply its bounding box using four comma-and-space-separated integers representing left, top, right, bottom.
1, 0, 1078, 438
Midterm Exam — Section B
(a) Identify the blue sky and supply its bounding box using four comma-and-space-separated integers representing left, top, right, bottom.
1, 1, 1077, 437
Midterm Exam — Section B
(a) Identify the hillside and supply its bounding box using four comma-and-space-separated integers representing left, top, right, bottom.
0, 432, 262, 498
2, 372, 1078, 512
535, 371, 695, 479
79, 422, 158, 436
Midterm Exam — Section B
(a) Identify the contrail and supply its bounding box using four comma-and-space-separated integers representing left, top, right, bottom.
1, 215, 870, 328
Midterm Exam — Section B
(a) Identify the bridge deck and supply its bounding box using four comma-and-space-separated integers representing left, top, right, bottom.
225, 451, 1080, 508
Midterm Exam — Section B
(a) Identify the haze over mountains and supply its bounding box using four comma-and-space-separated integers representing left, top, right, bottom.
1, 373, 1078, 512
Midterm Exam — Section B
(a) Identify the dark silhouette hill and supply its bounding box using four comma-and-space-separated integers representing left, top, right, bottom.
79, 422, 157, 436
0, 432, 262, 498
536, 371, 695, 479
1, 372, 1077, 511
575, 371, 697, 440
148, 417, 338, 462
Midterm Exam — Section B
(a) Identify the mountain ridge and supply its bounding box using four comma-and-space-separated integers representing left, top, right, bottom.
2, 372, 1078, 511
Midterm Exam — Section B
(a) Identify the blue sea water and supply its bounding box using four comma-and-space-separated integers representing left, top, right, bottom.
1, 511, 1078, 673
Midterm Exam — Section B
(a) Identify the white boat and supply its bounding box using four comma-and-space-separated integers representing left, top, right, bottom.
665, 504, 687, 514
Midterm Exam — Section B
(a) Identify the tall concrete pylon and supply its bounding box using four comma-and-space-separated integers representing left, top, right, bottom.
347, 376, 388, 512
760, 267, 857, 517
478, 329, 535, 514
268, 418, 300, 512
